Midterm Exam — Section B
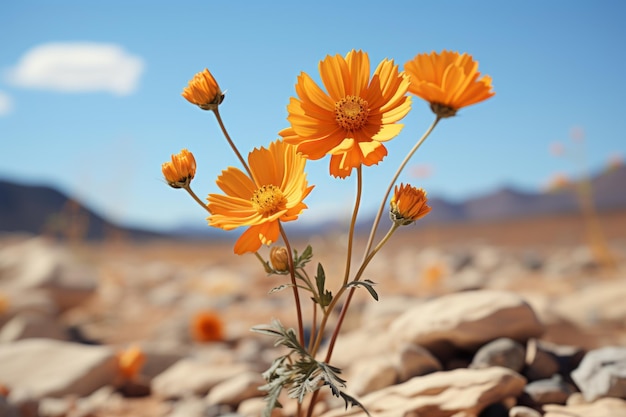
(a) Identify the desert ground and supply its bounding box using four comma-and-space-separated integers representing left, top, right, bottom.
0, 209, 625, 417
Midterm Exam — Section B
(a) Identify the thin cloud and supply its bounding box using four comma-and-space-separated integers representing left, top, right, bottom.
0, 91, 13, 116
4, 42, 145, 96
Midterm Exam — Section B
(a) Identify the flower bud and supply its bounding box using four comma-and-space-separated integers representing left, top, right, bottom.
390, 183, 432, 226
162, 148, 196, 188
270, 246, 289, 272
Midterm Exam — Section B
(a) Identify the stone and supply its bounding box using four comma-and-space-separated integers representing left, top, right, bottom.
543, 397, 626, 417
205, 371, 265, 407
237, 397, 283, 417
349, 355, 397, 396
0, 312, 68, 343
394, 342, 442, 382
0, 238, 98, 311
571, 345, 626, 401
523, 375, 576, 406
524, 339, 562, 381
470, 338, 526, 372
0, 338, 116, 400
551, 279, 626, 327
509, 405, 541, 417
389, 290, 544, 355
151, 359, 250, 399
320, 367, 526, 417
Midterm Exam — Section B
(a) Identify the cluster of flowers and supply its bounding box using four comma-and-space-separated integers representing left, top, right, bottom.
162, 50, 493, 417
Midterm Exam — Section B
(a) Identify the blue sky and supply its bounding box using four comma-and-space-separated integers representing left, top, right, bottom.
1, 1, 625, 232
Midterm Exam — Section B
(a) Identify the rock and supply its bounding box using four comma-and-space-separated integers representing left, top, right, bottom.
0, 396, 19, 417
152, 359, 250, 399
349, 355, 397, 396
524, 339, 563, 381
571, 345, 626, 401
389, 290, 544, 355
543, 396, 626, 417
394, 342, 442, 382
470, 338, 526, 372
320, 367, 526, 417
0, 338, 116, 400
509, 405, 541, 417
237, 397, 282, 417
551, 279, 626, 327
166, 396, 210, 417
205, 371, 265, 407
0, 238, 98, 311
523, 375, 577, 406
524, 339, 584, 382
0, 312, 68, 343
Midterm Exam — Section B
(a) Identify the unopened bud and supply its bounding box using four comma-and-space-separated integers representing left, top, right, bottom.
270, 246, 289, 272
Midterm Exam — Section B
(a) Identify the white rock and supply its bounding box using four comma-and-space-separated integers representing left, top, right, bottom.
0, 238, 98, 311
152, 359, 250, 399
205, 371, 265, 407
0, 312, 68, 343
321, 366, 526, 417
389, 290, 544, 352
0, 338, 116, 400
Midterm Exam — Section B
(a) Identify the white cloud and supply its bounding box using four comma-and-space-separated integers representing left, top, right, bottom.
4, 42, 145, 96
0, 91, 13, 116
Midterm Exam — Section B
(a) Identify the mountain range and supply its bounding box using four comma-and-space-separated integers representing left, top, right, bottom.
1, 164, 625, 241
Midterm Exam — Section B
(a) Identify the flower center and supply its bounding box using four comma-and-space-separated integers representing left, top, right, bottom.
335, 95, 370, 131
251, 185, 287, 216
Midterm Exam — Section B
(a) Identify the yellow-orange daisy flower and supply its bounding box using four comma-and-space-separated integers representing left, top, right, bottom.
182, 68, 224, 110
162, 148, 197, 188
280, 50, 411, 178
390, 183, 432, 225
116, 344, 145, 380
404, 50, 494, 118
208, 140, 314, 254
191, 311, 225, 343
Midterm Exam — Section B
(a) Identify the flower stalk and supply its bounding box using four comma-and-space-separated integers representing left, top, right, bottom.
163, 50, 493, 417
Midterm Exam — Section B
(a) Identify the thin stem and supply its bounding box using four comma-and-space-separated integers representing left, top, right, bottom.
353, 223, 400, 284
341, 166, 363, 287
280, 224, 305, 346
183, 185, 211, 214
212, 108, 254, 178
324, 223, 399, 363
307, 167, 362, 363
363, 116, 441, 257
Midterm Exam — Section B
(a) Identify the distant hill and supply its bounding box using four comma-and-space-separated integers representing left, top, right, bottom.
1, 165, 625, 240
0, 180, 162, 241
422, 164, 626, 224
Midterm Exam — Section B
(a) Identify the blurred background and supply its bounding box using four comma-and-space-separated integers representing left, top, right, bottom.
1, 0, 625, 239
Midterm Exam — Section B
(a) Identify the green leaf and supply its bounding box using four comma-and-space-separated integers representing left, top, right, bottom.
314, 263, 333, 307
346, 279, 379, 301
294, 244, 313, 269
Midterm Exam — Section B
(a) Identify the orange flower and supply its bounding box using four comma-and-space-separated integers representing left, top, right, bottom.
208, 140, 313, 254
191, 311, 225, 342
404, 50, 494, 118
116, 344, 145, 380
182, 68, 224, 110
162, 148, 197, 188
280, 50, 411, 178
390, 183, 431, 225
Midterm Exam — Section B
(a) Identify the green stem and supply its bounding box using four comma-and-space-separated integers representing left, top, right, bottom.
212, 108, 254, 179
341, 166, 363, 287
363, 116, 440, 257
323, 223, 399, 363
280, 224, 305, 347
183, 185, 211, 214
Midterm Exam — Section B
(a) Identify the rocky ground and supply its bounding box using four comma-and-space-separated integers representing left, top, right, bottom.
0, 210, 625, 417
